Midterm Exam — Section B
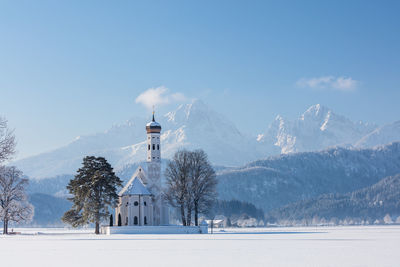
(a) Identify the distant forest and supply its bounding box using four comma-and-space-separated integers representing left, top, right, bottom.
266, 174, 400, 226
212, 199, 265, 222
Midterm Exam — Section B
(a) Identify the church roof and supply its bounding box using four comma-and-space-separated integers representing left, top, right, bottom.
146, 119, 161, 128
119, 166, 152, 196
122, 177, 152, 196
146, 112, 161, 132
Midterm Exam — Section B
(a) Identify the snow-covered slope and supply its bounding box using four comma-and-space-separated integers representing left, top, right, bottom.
257, 104, 377, 153
355, 121, 400, 148
13, 101, 399, 179
14, 100, 263, 178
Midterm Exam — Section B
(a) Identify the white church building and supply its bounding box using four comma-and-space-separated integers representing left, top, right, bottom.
102, 112, 208, 234
114, 112, 169, 226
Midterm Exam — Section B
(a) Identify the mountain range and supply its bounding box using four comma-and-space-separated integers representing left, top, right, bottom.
217, 142, 400, 211
266, 174, 400, 225
25, 142, 400, 226
13, 100, 400, 179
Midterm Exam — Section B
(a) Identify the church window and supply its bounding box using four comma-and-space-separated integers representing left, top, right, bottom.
152, 144, 155, 150
125, 217, 128, 225
134, 216, 138, 225
144, 201, 147, 206
134, 201, 139, 206
148, 144, 150, 150
157, 144, 159, 150
144, 216, 147, 225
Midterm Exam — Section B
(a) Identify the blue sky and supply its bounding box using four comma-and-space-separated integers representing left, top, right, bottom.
1, 0, 399, 159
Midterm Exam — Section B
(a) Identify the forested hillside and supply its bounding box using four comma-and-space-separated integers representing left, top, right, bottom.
266, 174, 400, 225
217, 142, 400, 211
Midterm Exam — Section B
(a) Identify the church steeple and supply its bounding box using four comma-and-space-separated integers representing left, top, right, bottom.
146, 111, 161, 161
145, 109, 163, 225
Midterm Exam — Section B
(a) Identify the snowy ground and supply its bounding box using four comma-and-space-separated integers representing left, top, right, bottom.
1, 225, 399, 267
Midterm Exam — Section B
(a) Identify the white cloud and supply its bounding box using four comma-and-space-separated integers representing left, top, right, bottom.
296, 76, 358, 91
135, 86, 186, 110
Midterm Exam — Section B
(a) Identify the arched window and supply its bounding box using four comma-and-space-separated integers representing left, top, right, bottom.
157, 144, 159, 150
152, 144, 155, 150
144, 201, 147, 206
144, 216, 147, 225
125, 217, 128, 226
148, 144, 150, 150
134, 201, 139, 206
134, 216, 138, 225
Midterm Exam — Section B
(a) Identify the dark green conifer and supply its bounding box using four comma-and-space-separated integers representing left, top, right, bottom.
62, 156, 122, 234
118, 213, 122, 226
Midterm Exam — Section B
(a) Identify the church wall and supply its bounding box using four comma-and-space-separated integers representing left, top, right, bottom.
115, 195, 153, 226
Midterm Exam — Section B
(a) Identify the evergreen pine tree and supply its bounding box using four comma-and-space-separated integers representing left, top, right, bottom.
62, 156, 122, 234
118, 213, 122, 226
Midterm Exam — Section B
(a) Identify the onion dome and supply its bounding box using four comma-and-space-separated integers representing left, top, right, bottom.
146, 112, 161, 133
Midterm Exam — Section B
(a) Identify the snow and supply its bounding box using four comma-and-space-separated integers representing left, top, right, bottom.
12, 101, 399, 179
120, 177, 151, 196
1, 225, 399, 267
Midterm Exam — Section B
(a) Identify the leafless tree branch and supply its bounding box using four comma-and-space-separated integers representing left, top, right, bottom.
0, 117, 16, 163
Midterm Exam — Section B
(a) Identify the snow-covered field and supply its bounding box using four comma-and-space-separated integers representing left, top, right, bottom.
1, 225, 399, 267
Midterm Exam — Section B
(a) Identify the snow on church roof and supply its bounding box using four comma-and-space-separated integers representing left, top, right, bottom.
122, 177, 152, 196
119, 166, 152, 196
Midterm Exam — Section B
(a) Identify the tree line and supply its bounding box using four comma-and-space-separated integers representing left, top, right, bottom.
266, 174, 400, 226
212, 199, 265, 221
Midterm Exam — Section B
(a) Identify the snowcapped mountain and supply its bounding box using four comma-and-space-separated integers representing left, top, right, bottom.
257, 104, 377, 153
13, 101, 399, 179
14, 100, 263, 179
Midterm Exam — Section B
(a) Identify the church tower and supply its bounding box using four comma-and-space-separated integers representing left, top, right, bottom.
145, 111, 162, 225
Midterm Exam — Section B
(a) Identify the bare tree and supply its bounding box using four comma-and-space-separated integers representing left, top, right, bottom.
189, 150, 217, 226
164, 149, 217, 226
0, 166, 33, 234
164, 150, 191, 226
0, 117, 16, 163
